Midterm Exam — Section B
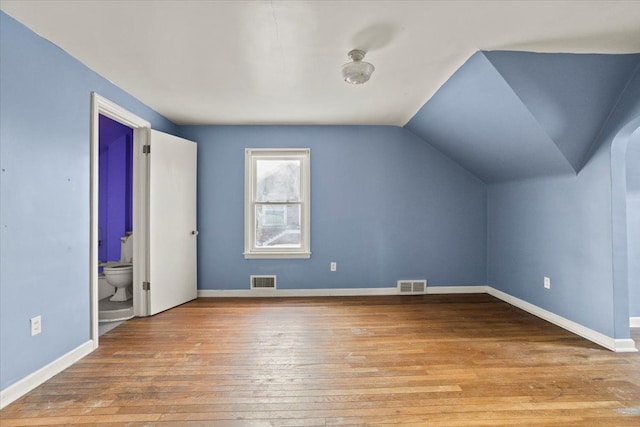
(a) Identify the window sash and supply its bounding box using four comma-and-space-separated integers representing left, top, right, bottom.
254, 202, 302, 248
255, 159, 301, 203
244, 149, 310, 259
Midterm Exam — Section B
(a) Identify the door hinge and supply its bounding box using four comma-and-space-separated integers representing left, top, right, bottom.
142, 145, 150, 154
142, 281, 150, 291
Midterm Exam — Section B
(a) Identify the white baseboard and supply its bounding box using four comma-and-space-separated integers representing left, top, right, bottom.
0, 340, 95, 409
427, 285, 489, 294
3, 287, 632, 410
198, 287, 397, 297
487, 287, 637, 353
197, 286, 636, 352
197, 285, 488, 298
614, 339, 639, 352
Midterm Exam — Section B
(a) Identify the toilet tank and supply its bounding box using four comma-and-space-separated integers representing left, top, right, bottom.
120, 233, 133, 263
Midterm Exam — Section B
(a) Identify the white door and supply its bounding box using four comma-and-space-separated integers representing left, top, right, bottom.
148, 130, 197, 315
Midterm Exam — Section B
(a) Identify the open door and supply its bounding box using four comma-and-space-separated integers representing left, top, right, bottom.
147, 130, 197, 315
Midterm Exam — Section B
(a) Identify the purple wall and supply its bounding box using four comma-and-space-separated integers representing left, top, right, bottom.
98, 114, 133, 262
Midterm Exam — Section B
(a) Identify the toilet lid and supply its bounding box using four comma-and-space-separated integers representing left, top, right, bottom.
103, 263, 132, 271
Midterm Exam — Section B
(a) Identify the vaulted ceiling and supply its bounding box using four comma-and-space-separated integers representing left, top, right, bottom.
406, 51, 640, 182
2, 1, 640, 182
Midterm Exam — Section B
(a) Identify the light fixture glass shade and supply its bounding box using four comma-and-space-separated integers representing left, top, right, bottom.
342, 50, 375, 84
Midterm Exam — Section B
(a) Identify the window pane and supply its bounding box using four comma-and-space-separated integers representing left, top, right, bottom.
255, 204, 301, 248
256, 159, 300, 202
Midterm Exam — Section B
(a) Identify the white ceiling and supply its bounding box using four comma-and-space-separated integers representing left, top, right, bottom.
2, 0, 640, 126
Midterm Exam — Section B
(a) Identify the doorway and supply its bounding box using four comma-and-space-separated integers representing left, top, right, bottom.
90, 93, 151, 348
97, 114, 134, 334
90, 93, 198, 349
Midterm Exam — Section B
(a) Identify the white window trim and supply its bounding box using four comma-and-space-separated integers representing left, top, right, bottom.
244, 148, 311, 259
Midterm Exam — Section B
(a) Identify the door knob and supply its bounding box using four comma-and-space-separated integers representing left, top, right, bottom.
191, 230, 199, 236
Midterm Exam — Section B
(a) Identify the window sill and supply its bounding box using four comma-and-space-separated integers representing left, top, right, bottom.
243, 251, 311, 259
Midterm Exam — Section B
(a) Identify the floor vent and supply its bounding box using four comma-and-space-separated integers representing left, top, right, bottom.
397, 280, 427, 295
251, 275, 277, 290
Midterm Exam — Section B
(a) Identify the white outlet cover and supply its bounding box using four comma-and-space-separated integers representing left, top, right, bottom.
544, 277, 551, 288
330, 262, 337, 271
30, 315, 42, 336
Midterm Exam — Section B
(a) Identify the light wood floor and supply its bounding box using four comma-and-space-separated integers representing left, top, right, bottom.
2, 294, 639, 426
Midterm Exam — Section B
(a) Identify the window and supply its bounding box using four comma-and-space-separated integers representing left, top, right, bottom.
244, 148, 310, 259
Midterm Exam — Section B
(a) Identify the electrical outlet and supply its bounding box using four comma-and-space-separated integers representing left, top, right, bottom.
330, 262, 337, 272
30, 315, 42, 336
544, 277, 551, 289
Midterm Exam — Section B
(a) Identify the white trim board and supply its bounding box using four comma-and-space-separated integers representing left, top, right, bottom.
0, 340, 94, 409
487, 288, 637, 353
427, 285, 488, 294
197, 285, 487, 298
3, 286, 633, 409
631, 317, 640, 328
198, 287, 397, 298
198, 285, 636, 352
90, 93, 151, 349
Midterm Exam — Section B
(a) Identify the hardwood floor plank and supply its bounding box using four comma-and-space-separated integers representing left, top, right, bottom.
1, 294, 639, 425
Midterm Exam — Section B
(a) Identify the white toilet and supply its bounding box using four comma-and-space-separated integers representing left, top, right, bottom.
103, 233, 133, 302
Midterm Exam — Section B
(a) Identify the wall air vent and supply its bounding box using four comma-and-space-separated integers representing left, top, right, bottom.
397, 280, 427, 295
251, 275, 277, 290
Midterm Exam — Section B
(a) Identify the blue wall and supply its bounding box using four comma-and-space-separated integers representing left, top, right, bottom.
629, 196, 640, 318
1, 6, 637, 400
178, 125, 487, 291
487, 154, 616, 335
608, 67, 640, 337
487, 65, 640, 338
627, 131, 640, 318
0, 11, 176, 390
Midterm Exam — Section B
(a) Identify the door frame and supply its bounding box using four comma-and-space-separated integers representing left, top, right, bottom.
90, 93, 150, 348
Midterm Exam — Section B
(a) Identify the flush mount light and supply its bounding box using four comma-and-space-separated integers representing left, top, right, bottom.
342, 49, 375, 84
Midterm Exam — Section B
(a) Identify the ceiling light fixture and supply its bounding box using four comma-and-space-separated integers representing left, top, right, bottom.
342, 49, 375, 84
